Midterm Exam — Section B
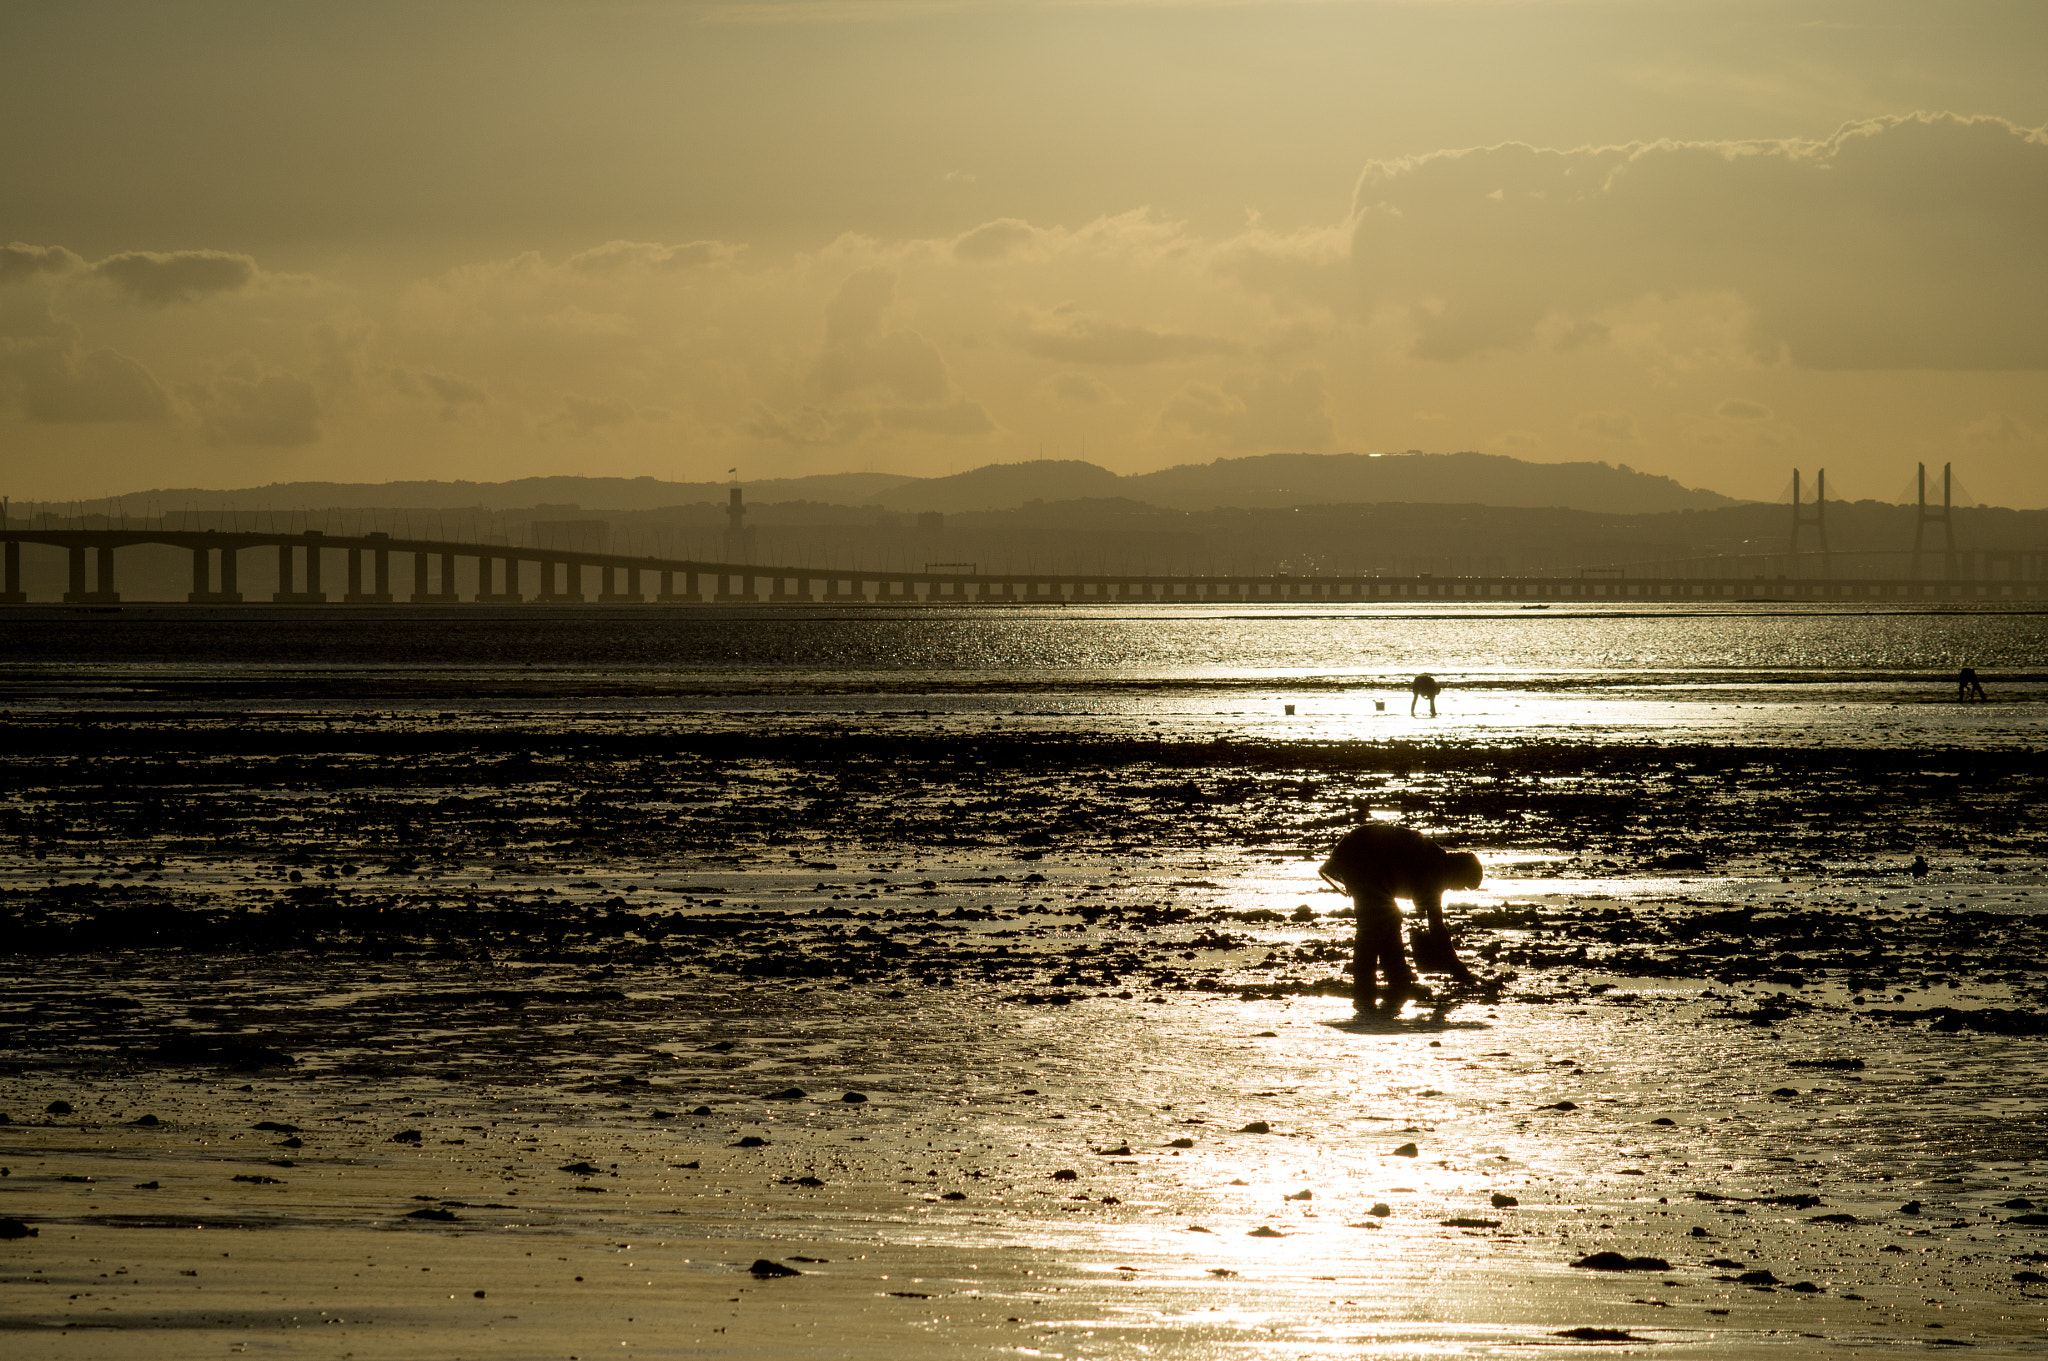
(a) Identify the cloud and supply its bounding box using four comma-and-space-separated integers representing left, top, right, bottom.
1160, 369, 1333, 452
953, 219, 1037, 263
810, 269, 951, 404
420, 371, 486, 405
0, 339, 169, 423
743, 402, 878, 446
880, 400, 994, 436
1016, 315, 1240, 366
1716, 398, 1771, 420
93, 249, 258, 305
1051, 372, 1113, 405
0, 243, 84, 285
1960, 411, 2036, 444
203, 371, 320, 446
1574, 409, 1638, 441
565, 240, 740, 274
1352, 113, 2048, 369
554, 395, 635, 434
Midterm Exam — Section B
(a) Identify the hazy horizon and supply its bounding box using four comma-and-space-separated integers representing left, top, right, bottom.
5, 1, 2046, 505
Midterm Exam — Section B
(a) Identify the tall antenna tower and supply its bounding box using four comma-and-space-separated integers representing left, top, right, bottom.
1789, 468, 1828, 574
1910, 462, 1955, 580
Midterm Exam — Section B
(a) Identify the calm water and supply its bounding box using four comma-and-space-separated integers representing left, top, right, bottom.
4, 601, 2042, 745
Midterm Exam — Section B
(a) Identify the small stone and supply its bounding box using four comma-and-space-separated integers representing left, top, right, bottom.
1769, 1087, 1800, 1098
559, 1161, 603, 1175
841, 1092, 868, 1103
1368, 1203, 1392, 1217
690, 1106, 713, 1116
749, 1259, 801, 1277
1050, 1169, 1078, 1181
1690, 1226, 1711, 1238
940, 1190, 966, 1200
1285, 1189, 1313, 1201
1392, 1142, 1419, 1157
390, 1129, 423, 1144
733, 1136, 769, 1148
45, 1101, 72, 1115
1556, 1329, 1638, 1342
1238, 1121, 1271, 1134
1490, 1192, 1518, 1208
1736, 1269, 1780, 1286
2014, 1270, 2047, 1284
1539, 1101, 1577, 1112
765, 1087, 807, 1100
1168, 1138, 1195, 1149
129, 1114, 160, 1127
405, 1207, 458, 1222
0, 1217, 36, 1239
1248, 1226, 1286, 1237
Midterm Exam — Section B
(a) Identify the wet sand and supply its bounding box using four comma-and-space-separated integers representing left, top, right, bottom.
3, 708, 2045, 1357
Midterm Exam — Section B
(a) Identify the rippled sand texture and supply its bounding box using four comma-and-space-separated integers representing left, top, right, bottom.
2, 704, 2045, 1357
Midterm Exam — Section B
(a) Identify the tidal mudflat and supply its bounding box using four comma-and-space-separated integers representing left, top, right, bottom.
2, 699, 2045, 1357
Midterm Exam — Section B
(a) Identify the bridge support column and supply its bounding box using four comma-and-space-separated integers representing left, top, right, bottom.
1, 540, 24, 603
342, 545, 394, 603
599, 564, 643, 603
273, 534, 327, 602
656, 568, 696, 602
536, 558, 584, 603
408, 550, 457, 603
65, 543, 120, 603
476, 553, 523, 603
186, 544, 243, 603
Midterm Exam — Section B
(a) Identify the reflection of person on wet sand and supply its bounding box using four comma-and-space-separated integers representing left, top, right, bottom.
1320, 823, 1481, 1010
1410, 674, 1441, 717
1957, 667, 1987, 702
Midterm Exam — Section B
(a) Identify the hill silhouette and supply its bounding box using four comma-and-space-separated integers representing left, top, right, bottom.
118, 451, 1739, 517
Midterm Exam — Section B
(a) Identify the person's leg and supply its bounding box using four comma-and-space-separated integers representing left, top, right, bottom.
1353, 892, 1398, 1008
1354, 894, 1409, 1006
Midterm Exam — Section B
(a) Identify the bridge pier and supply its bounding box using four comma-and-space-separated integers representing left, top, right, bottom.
656, 568, 698, 603
63, 543, 121, 603
187, 543, 243, 603
409, 550, 458, 603
715, 572, 755, 602
598, 565, 643, 603
344, 544, 395, 603
823, 575, 865, 602
476, 553, 523, 603
1, 540, 24, 603
535, 558, 585, 603
273, 533, 327, 603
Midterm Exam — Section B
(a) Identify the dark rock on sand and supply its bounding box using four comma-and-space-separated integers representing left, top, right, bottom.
1737, 1269, 1781, 1286
1238, 1121, 1270, 1134
733, 1136, 769, 1148
1557, 1329, 1640, 1342
749, 1259, 801, 1277
405, 1207, 459, 1221
841, 1092, 868, 1103
0, 1217, 37, 1239
45, 1101, 72, 1115
1571, 1252, 1670, 1272
1491, 1192, 1519, 1208
765, 1087, 807, 1100
1392, 1142, 1419, 1156
559, 1162, 602, 1175
390, 1129, 423, 1143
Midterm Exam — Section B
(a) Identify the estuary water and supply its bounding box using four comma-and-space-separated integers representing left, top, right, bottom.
3, 600, 2042, 747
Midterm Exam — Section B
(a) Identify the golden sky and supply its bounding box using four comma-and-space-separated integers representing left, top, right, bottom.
3, 0, 2046, 505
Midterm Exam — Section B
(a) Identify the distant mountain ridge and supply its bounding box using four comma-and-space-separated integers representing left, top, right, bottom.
119, 451, 1739, 516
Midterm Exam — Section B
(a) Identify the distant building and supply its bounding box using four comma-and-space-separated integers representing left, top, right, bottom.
530, 520, 609, 553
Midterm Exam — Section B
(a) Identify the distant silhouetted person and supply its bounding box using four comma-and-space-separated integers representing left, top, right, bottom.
1320, 823, 1481, 1009
1410, 674, 1441, 717
1957, 667, 1987, 702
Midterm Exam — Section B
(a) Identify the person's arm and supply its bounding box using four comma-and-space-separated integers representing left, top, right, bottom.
1418, 892, 1476, 982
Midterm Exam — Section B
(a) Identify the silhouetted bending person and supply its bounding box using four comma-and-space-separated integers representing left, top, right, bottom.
1320, 823, 1481, 1009
1410, 674, 1441, 717
1957, 667, 1987, 703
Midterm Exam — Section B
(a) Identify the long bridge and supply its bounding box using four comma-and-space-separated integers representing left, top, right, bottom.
1, 527, 2042, 605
